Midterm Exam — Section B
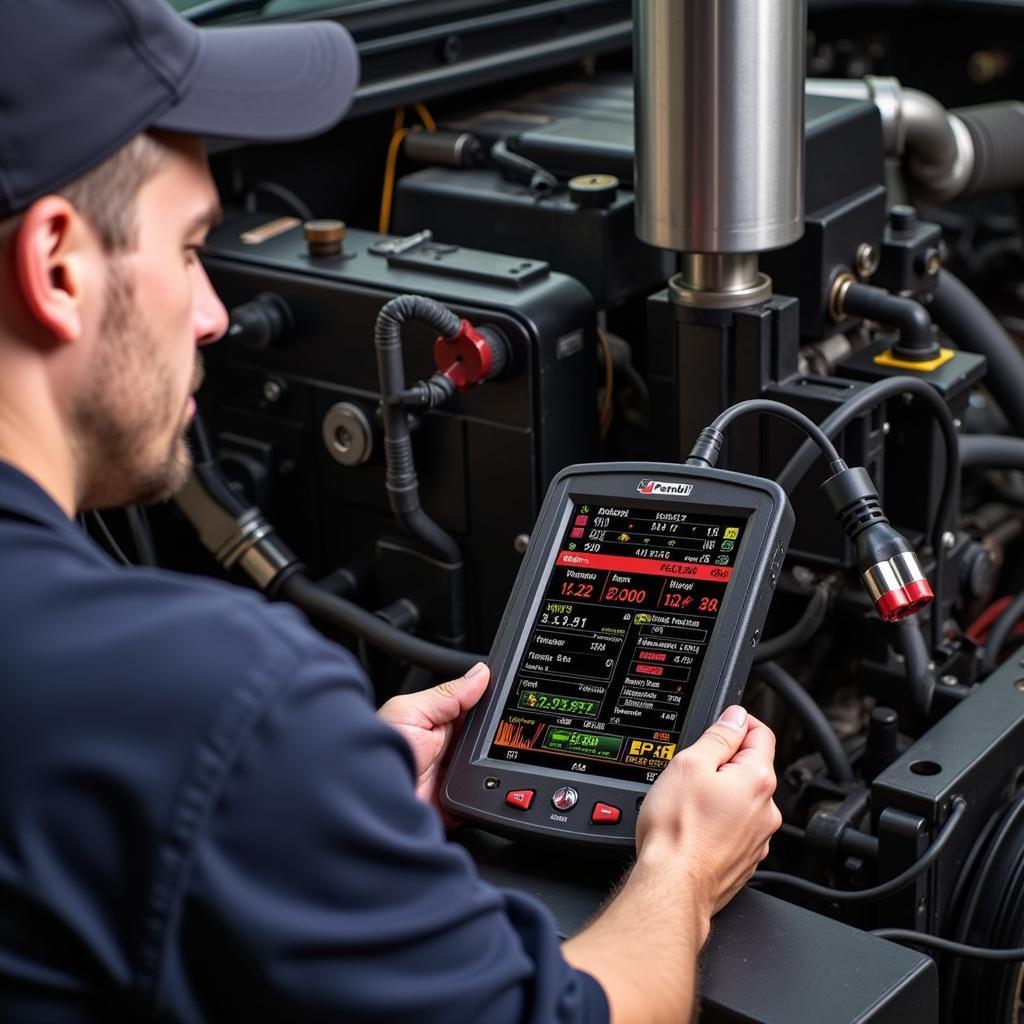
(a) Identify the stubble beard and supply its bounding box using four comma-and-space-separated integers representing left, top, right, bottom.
72, 261, 196, 511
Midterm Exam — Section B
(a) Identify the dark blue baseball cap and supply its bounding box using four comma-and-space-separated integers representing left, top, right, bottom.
0, 0, 361, 217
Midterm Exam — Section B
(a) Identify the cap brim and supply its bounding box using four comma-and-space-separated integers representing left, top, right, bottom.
154, 20, 359, 143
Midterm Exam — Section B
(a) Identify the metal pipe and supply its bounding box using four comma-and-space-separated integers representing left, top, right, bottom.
806, 76, 975, 201
634, 0, 806, 255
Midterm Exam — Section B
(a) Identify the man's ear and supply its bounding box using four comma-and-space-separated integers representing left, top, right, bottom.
13, 196, 95, 345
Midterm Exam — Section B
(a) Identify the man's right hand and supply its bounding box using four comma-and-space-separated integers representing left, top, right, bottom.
563, 706, 781, 1024
636, 704, 782, 921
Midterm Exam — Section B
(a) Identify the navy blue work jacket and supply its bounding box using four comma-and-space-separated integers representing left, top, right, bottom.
0, 462, 608, 1023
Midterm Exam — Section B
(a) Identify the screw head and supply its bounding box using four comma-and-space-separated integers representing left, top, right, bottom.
514, 533, 530, 555
262, 379, 283, 404
855, 242, 880, 279
943, 531, 956, 550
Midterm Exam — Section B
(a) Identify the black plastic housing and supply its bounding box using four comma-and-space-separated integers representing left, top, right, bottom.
198, 213, 598, 648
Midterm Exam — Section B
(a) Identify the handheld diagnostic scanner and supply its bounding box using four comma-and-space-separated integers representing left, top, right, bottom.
442, 462, 794, 846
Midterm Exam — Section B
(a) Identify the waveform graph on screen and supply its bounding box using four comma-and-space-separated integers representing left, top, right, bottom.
494, 719, 546, 750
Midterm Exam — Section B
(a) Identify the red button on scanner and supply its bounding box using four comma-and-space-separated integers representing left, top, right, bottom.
506, 789, 535, 811
591, 802, 621, 825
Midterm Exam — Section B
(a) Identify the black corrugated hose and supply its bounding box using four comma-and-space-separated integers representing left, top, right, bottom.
374, 294, 464, 566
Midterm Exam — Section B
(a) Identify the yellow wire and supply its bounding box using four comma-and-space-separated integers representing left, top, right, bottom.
378, 104, 437, 236
378, 126, 410, 235
413, 101, 437, 132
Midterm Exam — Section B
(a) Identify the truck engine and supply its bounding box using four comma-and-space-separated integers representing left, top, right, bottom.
120, 1, 1024, 1019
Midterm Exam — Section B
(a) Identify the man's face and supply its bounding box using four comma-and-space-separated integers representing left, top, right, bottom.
73, 134, 227, 509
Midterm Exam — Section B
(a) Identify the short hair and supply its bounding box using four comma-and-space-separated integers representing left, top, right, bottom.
0, 133, 166, 252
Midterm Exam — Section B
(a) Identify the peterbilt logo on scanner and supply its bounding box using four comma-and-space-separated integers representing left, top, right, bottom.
637, 479, 693, 496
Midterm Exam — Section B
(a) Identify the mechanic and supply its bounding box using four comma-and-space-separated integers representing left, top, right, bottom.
0, 2, 782, 1022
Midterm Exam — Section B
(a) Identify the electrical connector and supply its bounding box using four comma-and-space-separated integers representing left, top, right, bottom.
433, 319, 510, 389
822, 466, 934, 622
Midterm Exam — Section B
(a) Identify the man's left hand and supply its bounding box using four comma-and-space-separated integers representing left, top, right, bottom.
378, 662, 489, 824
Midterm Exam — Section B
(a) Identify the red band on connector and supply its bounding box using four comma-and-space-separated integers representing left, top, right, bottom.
902, 578, 934, 611
875, 582, 933, 622
876, 587, 913, 622
434, 319, 493, 390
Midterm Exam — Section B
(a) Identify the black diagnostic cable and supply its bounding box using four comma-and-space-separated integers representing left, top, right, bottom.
776, 375, 958, 651
691, 397, 935, 625
752, 796, 967, 902
755, 660, 855, 784
871, 930, 1024, 962
687, 398, 845, 475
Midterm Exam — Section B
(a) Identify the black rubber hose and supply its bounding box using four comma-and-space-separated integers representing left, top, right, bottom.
755, 660, 855, 784
754, 796, 968, 903
872, 930, 1024, 962
930, 270, 1024, 437
279, 573, 483, 678
841, 282, 937, 358
895, 618, 936, 714
374, 295, 463, 565
984, 591, 1024, 672
753, 585, 829, 664
776, 375, 958, 652
953, 102, 1024, 198
960, 434, 1024, 472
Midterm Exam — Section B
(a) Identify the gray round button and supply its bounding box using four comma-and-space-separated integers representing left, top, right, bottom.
552, 786, 579, 811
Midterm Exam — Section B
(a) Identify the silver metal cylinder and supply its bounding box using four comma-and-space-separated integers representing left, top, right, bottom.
634, 0, 807, 254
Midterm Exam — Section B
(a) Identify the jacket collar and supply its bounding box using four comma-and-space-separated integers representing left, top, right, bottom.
0, 460, 82, 535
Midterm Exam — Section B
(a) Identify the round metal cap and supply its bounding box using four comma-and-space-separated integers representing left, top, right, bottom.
304, 219, 346, 257
569, 174, 619, 208
322, 402, 373, 466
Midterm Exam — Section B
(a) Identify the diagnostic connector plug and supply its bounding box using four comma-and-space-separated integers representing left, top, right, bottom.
433, 319, 509, 390
822, 466, 933, 622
